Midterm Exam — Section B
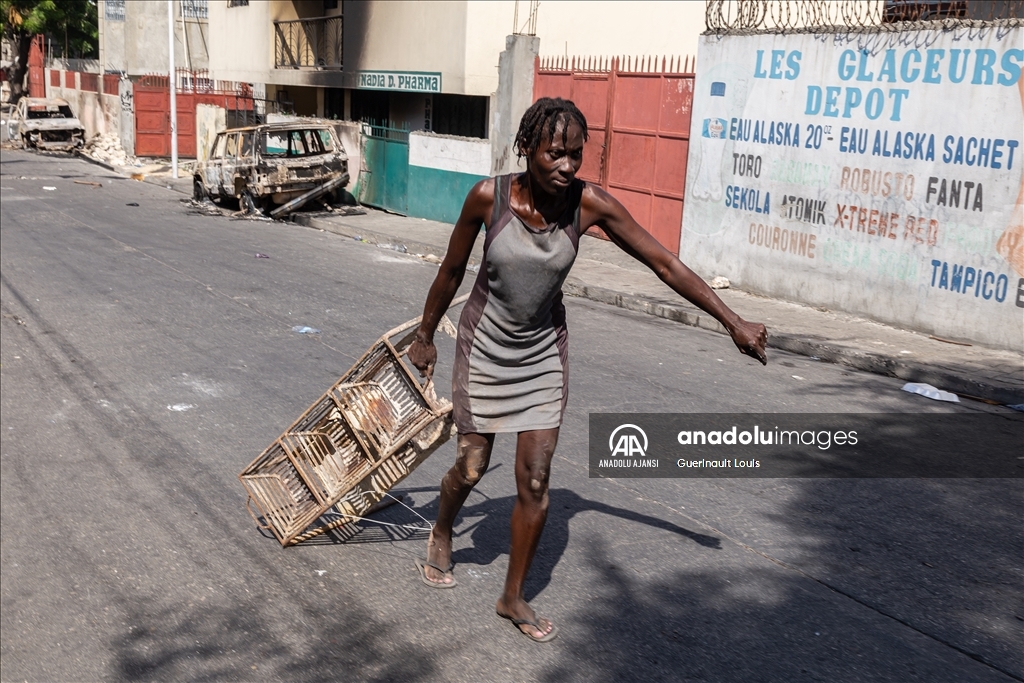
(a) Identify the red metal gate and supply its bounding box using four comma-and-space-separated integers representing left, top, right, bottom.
134, 71, 256, 158
534, 56, 694, 255
28, 35, 45, 97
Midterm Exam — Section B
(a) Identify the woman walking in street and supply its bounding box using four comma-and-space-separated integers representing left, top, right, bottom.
408, 97, 768, 642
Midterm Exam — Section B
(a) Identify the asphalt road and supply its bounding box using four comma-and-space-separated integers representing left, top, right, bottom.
1, 150, 1021, 683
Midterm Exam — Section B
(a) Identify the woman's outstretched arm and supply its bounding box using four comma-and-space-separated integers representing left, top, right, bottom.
581, 185, 768, 364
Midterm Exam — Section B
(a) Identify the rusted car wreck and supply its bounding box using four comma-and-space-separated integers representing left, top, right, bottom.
194, 122, 349, 216
7, 98, 86, 151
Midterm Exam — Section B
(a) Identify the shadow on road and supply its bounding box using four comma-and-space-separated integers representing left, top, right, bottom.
535, 479, 1022, 683
113, 598, 440, 682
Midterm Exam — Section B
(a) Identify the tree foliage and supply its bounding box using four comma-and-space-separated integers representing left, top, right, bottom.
2, 0, 98, 58
2, 0, 96, 103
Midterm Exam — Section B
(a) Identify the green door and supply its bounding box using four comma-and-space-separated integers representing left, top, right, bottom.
359, 121, 409, 215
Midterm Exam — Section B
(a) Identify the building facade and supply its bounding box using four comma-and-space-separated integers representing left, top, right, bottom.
99, 0, 705, 137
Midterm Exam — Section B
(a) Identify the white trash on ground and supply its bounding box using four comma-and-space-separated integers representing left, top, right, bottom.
709, 276, 730, 289
901, 382, 960, 403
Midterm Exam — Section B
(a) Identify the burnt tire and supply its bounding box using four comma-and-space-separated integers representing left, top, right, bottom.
240, 190, 266, 216
193, 177, 207, 201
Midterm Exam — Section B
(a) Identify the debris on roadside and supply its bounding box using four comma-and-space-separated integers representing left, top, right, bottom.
73, 180, 102, 188
81, 132, 135, 168
42, 186, 56, 191
255, 253, 270, 259
269, 173, 349, 219
709, 276, 730, 289
292, 326, 321, 335
126, 202, 139, 207
183, 197, 225, 217
928, 335, 972, 347
901, 382, 960, 403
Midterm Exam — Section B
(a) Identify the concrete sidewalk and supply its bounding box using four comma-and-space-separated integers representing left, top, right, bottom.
99, 157, 1021, 406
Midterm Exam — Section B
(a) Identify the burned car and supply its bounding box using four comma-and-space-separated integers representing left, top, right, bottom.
7, 97, 86, 151
194, 122, 349, 214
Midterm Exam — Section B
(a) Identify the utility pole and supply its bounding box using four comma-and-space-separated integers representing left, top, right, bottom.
168, 0, 178, 178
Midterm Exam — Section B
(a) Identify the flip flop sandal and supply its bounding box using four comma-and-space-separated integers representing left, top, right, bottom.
414, 557, 457, 589
499, 613, 559, 643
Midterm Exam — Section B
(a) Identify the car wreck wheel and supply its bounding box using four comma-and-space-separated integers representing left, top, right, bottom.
193, 178, 207, 201
240, 190, 266, 216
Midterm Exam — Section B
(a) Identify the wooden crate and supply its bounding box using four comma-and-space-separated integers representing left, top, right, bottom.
240, 303, 463, 546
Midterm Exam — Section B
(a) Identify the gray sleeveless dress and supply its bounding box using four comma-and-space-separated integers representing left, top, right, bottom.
452, 174, 582, 434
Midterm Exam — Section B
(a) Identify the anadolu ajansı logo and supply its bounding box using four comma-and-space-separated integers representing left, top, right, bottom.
609, 424, 648, 458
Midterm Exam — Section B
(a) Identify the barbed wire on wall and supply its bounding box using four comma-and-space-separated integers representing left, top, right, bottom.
705, 0, 1024, 34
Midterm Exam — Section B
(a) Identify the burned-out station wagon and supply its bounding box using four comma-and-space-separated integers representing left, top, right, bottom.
7, 98, 86, 151
193, 122, 349, 213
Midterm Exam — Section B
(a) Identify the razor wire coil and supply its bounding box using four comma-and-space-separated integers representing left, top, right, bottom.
706, 0, 1024, 34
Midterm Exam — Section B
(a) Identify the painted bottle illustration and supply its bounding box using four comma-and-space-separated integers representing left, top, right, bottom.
692, 81, 728, 202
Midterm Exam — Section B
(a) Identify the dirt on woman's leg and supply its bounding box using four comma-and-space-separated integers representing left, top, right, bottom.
424, 432, 494, 584
497, 427, 559, 637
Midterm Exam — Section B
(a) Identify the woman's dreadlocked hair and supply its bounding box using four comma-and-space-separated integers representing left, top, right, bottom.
514, 97, 589, 159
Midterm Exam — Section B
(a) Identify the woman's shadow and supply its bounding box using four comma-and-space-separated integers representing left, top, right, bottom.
418, 486, 723, 601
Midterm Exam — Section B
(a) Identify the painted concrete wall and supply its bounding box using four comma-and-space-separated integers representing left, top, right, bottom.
195, 104, 225, 163
99, 1, 210, 76
334, 120, 363, 194
206, 1, 273, 84
118, 78, 134, 156
680, 28, 1024, 350
45, 70, 120, 141
200, 1, 704, 97
343, 1, 469, 93
408, 131, 490, 223
491, 34, 538, 176
530, 1, 705, 61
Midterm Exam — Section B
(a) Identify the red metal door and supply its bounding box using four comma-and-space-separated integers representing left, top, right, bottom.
134, 76, 170, 157
176, 91, 196, 157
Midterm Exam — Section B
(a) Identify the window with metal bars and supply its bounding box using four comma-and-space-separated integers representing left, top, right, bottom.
181, 0, 208, 19
104, 0, 125, 21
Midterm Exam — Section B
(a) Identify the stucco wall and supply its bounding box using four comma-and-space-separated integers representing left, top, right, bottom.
195, 103, 225, 163
101, 1, 210, 76
205, 1, 706, 98
343, 1, 469, 94
206, 1, 274, 84
680, 28, 1024, 350
45, 70, 120, 141
408, 131, 490, 223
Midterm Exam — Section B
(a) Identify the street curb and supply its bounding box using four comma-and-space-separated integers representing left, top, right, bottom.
76, 154, 194, 194
74, 152, 120, 174
292, 213, 482, 265
563, 281, 1022, 404
290, 215, 1024, 405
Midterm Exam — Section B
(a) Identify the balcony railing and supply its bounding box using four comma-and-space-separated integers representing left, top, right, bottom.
274, 16, 343, 70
